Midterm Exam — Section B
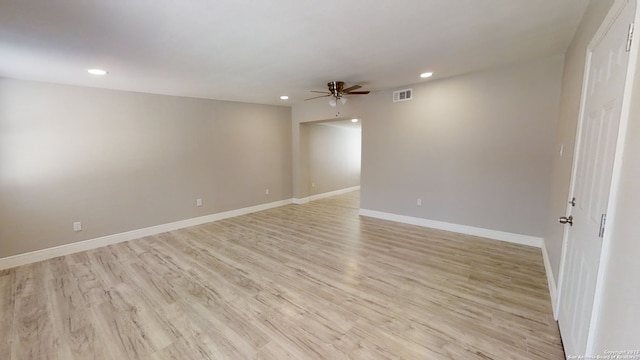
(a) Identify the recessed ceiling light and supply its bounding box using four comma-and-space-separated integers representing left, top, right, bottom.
87, 69, 108, 75
351, 118, 359, 123
420, 72, 433, 78
280, 95, 289, 100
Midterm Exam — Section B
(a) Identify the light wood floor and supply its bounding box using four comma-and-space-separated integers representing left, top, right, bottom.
0, 191, 564, 359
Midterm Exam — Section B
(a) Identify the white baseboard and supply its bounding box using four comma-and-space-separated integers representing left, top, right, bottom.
541, 239, 558, 319
310, 186, 360, 201
294, 185, 360, 205
0, 198, 293, 270
358, 209, 543, 248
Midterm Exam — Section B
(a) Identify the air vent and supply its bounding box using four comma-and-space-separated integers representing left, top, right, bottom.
393, 88, 412, 102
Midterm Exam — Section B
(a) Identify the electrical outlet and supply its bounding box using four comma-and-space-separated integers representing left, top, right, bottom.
73, 222, 82, 232
417, 198, 422, 206
265, 188, 270, 195
196, 198, 203, 207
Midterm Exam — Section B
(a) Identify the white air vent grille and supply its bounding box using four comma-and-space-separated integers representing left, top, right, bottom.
393, 89, 412, 102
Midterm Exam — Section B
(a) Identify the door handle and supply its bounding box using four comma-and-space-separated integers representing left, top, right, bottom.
559, 215, 573, 226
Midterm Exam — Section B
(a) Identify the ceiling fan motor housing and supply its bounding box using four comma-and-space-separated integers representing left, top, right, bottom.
328, 81, 345, 97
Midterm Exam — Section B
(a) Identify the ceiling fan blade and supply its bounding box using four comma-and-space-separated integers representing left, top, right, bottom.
310, 91, 331, 94
304, 94, 331, 101
345, 91, 370, 95
342, 85, 362, 92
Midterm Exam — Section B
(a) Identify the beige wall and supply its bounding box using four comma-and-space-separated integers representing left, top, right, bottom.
543, 0, 615, 283
307, 123, 361, 195
359, 55, 563, 237
291, 96, 364, 199
0, 78, 292, 258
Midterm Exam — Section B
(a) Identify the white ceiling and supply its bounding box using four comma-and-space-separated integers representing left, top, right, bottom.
0, 0, 589, 105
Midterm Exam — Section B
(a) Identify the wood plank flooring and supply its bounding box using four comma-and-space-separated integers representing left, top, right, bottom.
0, 191, 564, 359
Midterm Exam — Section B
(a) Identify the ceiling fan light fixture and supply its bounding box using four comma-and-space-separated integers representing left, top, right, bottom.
87, 68, 108, 75
329, 99, 337, 107
340, 97, 347, 105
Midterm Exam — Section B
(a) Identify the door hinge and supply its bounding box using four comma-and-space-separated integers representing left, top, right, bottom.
599, 214, 607, 238
627, 23, 634, 52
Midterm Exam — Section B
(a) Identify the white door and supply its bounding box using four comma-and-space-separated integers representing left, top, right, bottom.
558, 1, 635, 356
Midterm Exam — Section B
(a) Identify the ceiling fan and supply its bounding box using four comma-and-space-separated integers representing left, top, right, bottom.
305, 81, 370, 105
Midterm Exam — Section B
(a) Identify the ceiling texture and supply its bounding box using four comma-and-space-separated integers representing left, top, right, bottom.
0, 0, 589, 105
